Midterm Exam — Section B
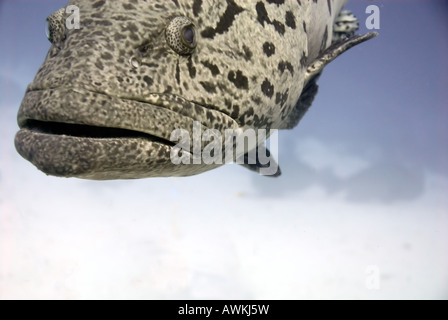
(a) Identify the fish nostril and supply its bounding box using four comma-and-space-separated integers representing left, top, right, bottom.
129, 56, 141, 69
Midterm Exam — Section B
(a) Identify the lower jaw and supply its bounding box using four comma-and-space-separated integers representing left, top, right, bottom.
15, 128, 216, 180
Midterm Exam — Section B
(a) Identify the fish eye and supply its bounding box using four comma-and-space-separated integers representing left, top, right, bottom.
45, 19, 52, 41
182, 26, 195, 46
46, 8, 66, 45
166, 16, 197, 55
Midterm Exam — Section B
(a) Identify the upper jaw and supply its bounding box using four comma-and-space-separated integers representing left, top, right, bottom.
18, 86, 238, 142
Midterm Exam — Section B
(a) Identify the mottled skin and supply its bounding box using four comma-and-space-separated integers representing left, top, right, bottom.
15, 0, 376, 179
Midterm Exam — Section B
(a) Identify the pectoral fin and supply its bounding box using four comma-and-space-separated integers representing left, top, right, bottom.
238, 143, 281, 177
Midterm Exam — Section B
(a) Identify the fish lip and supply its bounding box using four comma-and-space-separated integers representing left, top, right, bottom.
22, 85, 237, 125
14, 128, 212, 179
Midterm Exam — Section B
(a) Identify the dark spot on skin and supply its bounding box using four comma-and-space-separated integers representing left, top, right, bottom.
114, 33, 126, 41
263, 42, 275, 57
278, 61, 294, 75
97, 20, 112, 26
255, 2, 286, 35
272, 20, 285, 35
195, 105, 203, 115
261, 79, 274, 98
92, 1, 105, 9
95, 61, 104, 70
101, 52, 113, 60
242, 45, 253, 61
201, 60, 220, 76
192, 0, 202, 17
231, 104, 240, 119
320, 26, 328, 54
62, 51, 71, 58
252, 114, 271, 128
117, 76, 123, 83
251, 96, 262, 105
137, 41, 152, 55
187, 57, 196, 78
201, 28, 214, 38
327, 0, 332, 15
256, 2, 270, 26
239, 107, 254, 124
206, 110, 216, 123
285, 11, 296, 29
275, 93, 282, 104
176, 61, 180, 85
302, 21, 307, 33
201, 0, 244, 39
122, 3, 136, 10
228, 70, 249, 90
143, 76, 153, 87
200, 81, 216, 93
125, 22, 138, 34
243, 107, 254, 118
267, 0, 285, 4
300, 51, 307, 66
157, 147, 169, 159
275, 89, 289, 107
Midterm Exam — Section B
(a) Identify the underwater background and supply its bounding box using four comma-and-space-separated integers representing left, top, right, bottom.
0, 0, 447, 299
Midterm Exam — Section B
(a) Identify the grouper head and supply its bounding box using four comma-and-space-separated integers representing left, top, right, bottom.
15, 0, 376, 179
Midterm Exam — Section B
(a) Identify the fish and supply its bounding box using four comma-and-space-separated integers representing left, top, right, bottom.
14, 0, 377, 180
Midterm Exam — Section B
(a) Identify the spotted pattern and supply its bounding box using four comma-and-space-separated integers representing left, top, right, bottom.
228, 70, 249, 90
15, 0, 376, 179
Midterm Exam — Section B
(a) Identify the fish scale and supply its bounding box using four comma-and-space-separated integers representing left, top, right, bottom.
15, 0, 377, 179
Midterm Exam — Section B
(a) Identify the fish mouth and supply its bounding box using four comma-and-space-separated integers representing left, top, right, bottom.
15, 87, 237, 179
21, 119, 175, 145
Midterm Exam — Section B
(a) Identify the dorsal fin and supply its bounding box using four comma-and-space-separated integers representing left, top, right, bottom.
305, 32, 378, 83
